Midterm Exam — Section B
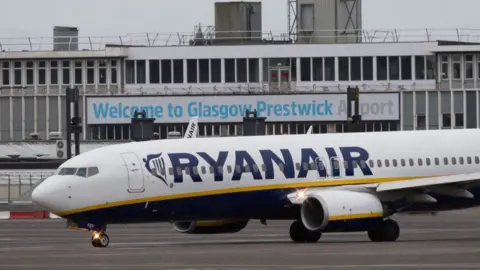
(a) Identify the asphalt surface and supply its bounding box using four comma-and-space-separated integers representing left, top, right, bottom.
1, 210, 480, 269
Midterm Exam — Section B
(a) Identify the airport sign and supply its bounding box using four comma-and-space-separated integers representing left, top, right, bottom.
85, 93, 400, 124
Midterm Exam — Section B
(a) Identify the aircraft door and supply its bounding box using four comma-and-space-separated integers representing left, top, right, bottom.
121, 152, 145, 193
314, 157, 328, 180
329, 157, 342, 179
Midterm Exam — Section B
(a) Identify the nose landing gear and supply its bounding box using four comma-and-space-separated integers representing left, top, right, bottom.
91, 231, 110, 248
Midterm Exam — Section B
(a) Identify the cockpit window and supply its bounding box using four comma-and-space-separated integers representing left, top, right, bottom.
76, 168, 87, 178
56, 167, 99, 178
87, 167, 99, 177
58, 168, 78, 175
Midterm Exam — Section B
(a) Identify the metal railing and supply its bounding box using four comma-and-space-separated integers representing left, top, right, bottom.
0, 172, 54, 203
1, 28, 480, 52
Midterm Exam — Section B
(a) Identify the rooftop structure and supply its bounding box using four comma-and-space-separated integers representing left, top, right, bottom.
0, 1, 479, 147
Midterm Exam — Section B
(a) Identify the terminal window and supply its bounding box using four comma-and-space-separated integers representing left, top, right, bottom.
14, 61, 22, 86
2, 62, 9, 86
38, 61, 46, 85
50, 61, 58, 85
62, 61, 70, 85
26, 61, 34, 85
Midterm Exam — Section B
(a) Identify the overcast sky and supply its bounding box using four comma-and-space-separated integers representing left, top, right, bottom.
0, 0, 478, 42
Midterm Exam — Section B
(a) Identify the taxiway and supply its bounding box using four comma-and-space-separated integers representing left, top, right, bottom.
0, 209, 480, 269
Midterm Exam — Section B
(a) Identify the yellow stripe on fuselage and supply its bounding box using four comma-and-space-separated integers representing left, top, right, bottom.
329, 212, 384, 221
56, 175, 436, 217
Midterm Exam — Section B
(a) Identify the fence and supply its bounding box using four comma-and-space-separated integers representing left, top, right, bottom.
0, 172, 54, 203
2, 28, 480, 52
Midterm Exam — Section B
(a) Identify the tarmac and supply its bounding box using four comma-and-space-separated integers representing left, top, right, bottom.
1, 209, 480, 269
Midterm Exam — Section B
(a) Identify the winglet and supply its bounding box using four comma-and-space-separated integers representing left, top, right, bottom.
184, 117, 199, 138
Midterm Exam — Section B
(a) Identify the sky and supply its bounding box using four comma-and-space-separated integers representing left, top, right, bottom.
0, 0, 479, 45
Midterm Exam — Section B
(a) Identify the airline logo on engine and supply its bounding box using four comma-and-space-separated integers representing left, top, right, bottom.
145, 147, 373, 184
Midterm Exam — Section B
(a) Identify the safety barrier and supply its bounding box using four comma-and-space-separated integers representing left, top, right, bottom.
0, 172, 54, 203
0, 211, 62, 219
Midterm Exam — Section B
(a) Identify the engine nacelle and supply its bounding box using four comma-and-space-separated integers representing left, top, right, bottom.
172, 220, 249, 234
300, 190, 384, 231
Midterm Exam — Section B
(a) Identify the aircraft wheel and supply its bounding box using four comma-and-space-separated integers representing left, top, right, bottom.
289, 220, 322, 243
91, 232, 110, 248
368, 219, 400, 242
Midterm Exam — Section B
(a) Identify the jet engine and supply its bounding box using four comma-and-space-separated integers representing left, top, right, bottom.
172, 220, 249, 234
300, 190, 385, 231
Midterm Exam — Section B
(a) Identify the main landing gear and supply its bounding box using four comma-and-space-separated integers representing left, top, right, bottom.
288, 219, 400, 243
91, 231, 110, 248
289, 220, 322, 243
367, 219, 400, 242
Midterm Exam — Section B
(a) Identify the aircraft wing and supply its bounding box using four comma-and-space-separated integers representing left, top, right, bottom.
184, 117, 199, 138
287, 173, 480, 205
375, 173, 480, 193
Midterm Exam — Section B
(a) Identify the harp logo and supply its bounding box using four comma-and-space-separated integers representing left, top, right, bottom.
143, 153, 168, 186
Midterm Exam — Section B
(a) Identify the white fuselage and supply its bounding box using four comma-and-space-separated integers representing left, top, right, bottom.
31, 129, 480, 224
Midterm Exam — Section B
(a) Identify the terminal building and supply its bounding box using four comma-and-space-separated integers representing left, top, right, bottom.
0, 0, 479, 159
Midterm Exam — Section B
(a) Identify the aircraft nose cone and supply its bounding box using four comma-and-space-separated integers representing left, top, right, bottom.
31, 178, 60, 213
31, 183, 48, 208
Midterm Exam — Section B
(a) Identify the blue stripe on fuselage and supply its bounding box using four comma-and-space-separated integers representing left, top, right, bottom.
64, 186, 480, 227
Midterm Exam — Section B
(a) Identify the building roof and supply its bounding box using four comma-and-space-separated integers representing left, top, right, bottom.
0, 141, 123, 160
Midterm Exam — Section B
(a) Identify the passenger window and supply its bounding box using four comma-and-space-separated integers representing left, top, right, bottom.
218, 166, 223, 174
384, 159, 390, 167
435, 158, 439, 165
400, 159, 406, 167
209, 166, 214, 174
418, 158, 423, 166
344, 161, 349, 169
360, 160, 366, 169
176, 167, 182, 176
309, 162, 316, 169
377, 160, 382, 167
235, 165, 241, 173
185, 167, 190, 175
334, 160, 340, 170
87, 167, 99, 177
302, 162, 308, 170
168, 168, 173, 175
201, 166, 206, 174
392, 159, 398, 167
459, 157, 464, 165
452, 157, 456, 165
262, 164, 267, 171
317, 161, 325, 170
353, 161, 358, 168
295, 163, 300, 170
253, 164, 259, 172
426, 158, 431, 166
476, 156, 480, 164
444, 157, 449, 165
369, 160, 374, 168
227, 165, 232, 173
467, 156, 472, 164
244, 165, 251, 172
76, 168, 87, 177
278, 164, 285, 171
409, 159, 414, 166
192, 167, 198, 175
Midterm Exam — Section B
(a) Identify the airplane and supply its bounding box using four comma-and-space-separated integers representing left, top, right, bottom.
30, 128, 480, 248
